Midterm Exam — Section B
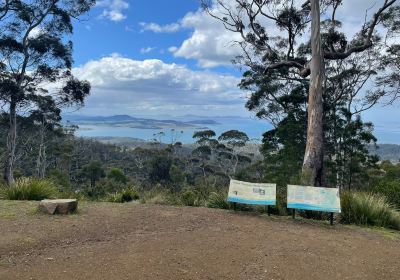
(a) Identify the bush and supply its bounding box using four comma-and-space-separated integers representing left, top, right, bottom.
140, 189, 177, 205
107, 168, 128, 184
1, 178, 58, 201
372, 181, 400, 209
341, 191, 400, 230
48, 169, 72, 192
207, 192, 229, 209
107, 188, 140, 203
180, 189, 204, 207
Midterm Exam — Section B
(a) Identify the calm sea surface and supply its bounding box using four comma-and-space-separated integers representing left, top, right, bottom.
74, 117, 272, 144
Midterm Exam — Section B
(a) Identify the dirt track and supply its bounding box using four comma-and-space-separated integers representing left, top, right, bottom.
1, 201, 400, 280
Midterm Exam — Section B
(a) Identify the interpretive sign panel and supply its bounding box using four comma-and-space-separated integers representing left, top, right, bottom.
227, 179, 276, 205
287, 185, 341, 213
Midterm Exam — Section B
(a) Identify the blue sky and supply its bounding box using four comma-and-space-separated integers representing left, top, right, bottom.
72, 0, 203, 69
66, 0, 400, 144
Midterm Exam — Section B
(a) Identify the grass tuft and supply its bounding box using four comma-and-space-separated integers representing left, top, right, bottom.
180, 190, 205, 207
341, 191, 400, 230
207, 192, 229, 209
0, 178, 58, 201
107, 188, 140, 203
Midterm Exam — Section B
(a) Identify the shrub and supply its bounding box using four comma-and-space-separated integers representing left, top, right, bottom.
1, 178, 58, 201
107, 168, 128, 184
340, 191, 400, 230
180, 189, 204, 207
207, 192, 229, 209
372, 181, 400, 209
48, 169, 72, 192
140, 189, 177, 205
107, 188, 139, 203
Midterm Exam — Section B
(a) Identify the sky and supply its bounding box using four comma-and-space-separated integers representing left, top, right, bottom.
67, 0, 400, 143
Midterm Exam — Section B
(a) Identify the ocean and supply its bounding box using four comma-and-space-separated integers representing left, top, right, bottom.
74, 116, 272, 144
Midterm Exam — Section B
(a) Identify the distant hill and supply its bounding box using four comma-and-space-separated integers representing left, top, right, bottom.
369, 144, 400, 162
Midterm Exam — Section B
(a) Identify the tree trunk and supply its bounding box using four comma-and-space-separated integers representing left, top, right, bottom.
302, 0, 325, 187
36, 121, 47, 179
4, 100, 17, 185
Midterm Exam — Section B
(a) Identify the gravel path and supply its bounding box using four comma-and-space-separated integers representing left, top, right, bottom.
1, 201, 400, 280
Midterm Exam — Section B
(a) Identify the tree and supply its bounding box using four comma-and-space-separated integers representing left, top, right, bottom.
203, 0, 400, 186
302, 0, 324, 186
149, 153, 172, 183
0, 0, 94, 184
29, 95, 62, 178
81, 161, 105, 190
217, 130, 251, 177
192, 130, 218, 186
107, 168, 128, 184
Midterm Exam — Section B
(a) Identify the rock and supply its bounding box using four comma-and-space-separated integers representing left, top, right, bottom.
38, 199, 78, 215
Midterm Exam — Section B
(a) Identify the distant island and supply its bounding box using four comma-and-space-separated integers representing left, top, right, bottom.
63, 114, 220, 130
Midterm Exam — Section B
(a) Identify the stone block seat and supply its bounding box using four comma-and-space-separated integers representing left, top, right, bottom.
38, 199, 78, 215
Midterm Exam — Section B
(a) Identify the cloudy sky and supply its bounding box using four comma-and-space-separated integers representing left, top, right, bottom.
68, 0, 400, 142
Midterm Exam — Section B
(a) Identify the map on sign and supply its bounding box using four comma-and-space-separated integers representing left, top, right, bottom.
227, 180, 276, 205
287, 185, 341, 213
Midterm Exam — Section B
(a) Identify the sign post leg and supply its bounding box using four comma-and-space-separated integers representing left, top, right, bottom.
267, 205, 271, 216
233, 202, 237, 211
330, 212, 334, 226
292, 209, 295, 219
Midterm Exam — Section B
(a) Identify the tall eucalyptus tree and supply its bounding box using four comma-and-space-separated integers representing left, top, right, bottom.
203, 0, 400, 185
0, 0, 94, 184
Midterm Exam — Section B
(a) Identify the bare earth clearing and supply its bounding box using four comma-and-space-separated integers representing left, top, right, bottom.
1, 201, 400, 280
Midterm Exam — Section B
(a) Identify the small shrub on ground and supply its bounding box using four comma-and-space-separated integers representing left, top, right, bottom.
107, 188, 140, 203
180, 189, 204, 207
140, 189, 178, 205
341, 191, 400, 230
1, 178, 58, 201
207, 192, 229, 209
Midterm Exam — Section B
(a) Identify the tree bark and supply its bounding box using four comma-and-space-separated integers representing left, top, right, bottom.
302, 0, 325, 186
4, 100, 17, 185
36, 120, 47, 179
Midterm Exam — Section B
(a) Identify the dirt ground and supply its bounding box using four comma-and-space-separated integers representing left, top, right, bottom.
1, 201, 400, 280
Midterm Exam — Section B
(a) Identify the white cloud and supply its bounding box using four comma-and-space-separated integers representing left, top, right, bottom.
28, 27, 43, 38
72, 55, 246, 116
139, 22, 182, 33
96, 0, 129, 22
164, 0, 398, 68
171, 9, 243, 68
140, 47, 156, 54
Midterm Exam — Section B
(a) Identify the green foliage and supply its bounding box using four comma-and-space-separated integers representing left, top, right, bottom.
218, 130, 249, 147
140, 189, 178, 205
372, 181, 400, 209
107, 188, 139, 203
180, 189, 204, 207
1, 178, 58, 201
193, 130, 216, 140
260, 85, 307, 187
169, 164, 185, 186
149, 154, 172, 183
207, 191, 229, 209
80, 161, 106, 190
380, 161, 400, 180
48, 169, 71, 192
107, 168, 128, 184
340, 192, 400, 230
87, 178, 125, 198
